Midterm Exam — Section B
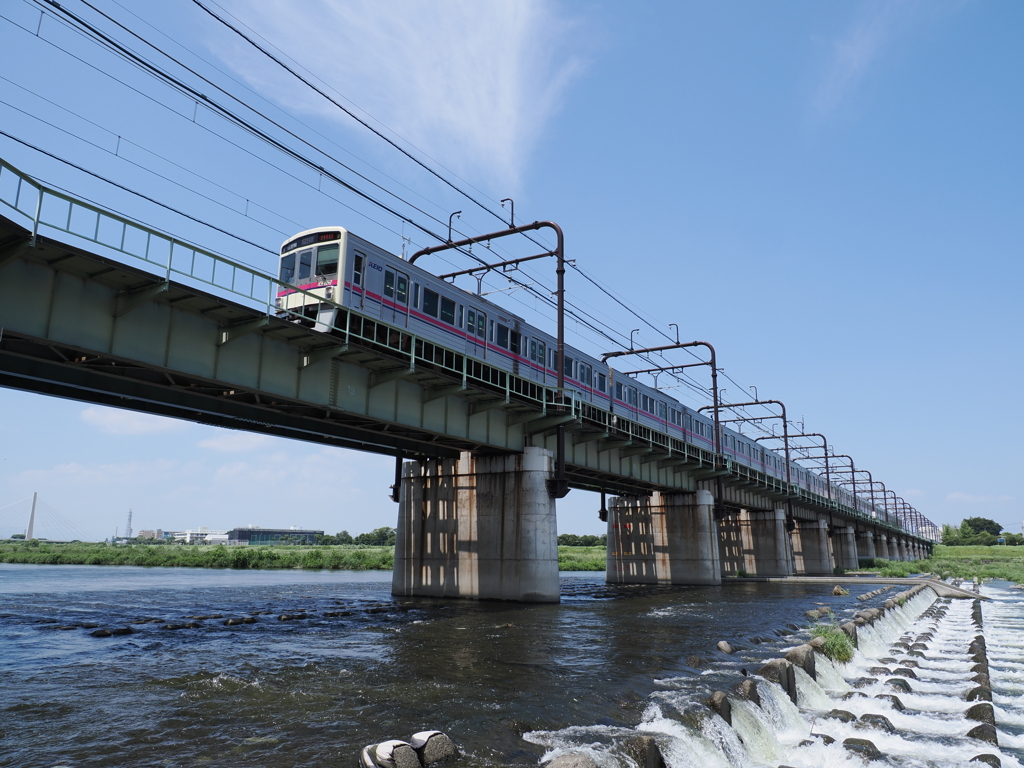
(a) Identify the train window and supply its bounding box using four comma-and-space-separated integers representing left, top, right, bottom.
510, 331, 521, 355
440, 296, 455, 324
383, 270, 395, 298
316, 244, 339, 275
658, 402, 667, 421
467, 309, 476, 330
496, 323, 509, 348
489, 320, 494, 342
396, 275, 408, 304
579, 362, 592, 387
413, 283, 420, 308
280, 253, 295, 283
477, 314, 485, 337
537, 341, 545, 364
529, 339, 537, 360
457, 305, 464, 328
627, 386, 638, 406
352, 252, 364, 286
423, 288, 439, 318
670, 408, 681, 426
615, 382, 623, 401
298, 249, 313, 280
597, 373, 606, 392
564, 356, 574, 379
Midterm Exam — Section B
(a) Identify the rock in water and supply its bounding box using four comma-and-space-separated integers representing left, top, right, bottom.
966, 703, 996, 726
735, 679, 760, 706
546, 754, 599, 768
785, 645, 816, 679
843, 738, 882, 759
708, 691, 731, 726
716, 640, 734, 654
824, 710, 856, 723
410, 732, 458, 765
971, 754, 1001, 768
857, 714, 896, 733
967, 723, 999, 746
90, 629, 112, 638
621, 735, 667, 768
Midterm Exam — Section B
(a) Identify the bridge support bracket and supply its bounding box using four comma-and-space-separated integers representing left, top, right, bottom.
522, 413, 578, 434
299, 344, 348, 369
369, 366, 415, 389
114, 281, 169, 318
0, 236, 32, 270
217, 315, 269, 346
422, 383, 467, 403
469, 398, 508, 415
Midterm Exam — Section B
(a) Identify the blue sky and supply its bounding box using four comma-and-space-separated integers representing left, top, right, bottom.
0, 0, 1021, 541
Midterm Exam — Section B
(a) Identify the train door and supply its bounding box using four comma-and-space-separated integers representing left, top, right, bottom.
383, 267, 409, 326
466, 307, 486, 359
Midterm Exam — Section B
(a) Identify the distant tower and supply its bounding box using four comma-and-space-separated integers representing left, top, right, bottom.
26, 492, 37, 540
125, 509, 133, 540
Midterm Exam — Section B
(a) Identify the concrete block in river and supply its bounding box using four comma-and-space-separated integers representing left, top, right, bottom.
708, 691, 731, 725
621, 734, 667, 768
857, 714, 896, 734
785, 645, 816, 679
546, 754, 599, 768
967, 687, 993, 702
824, 709, 856, 723
757, 659, 797, 704
886, 679, 913, 694
971, 754, 1002, 768
735, 679, 760, 706
966, 703, 997, 726
874, 694, 905, 711
967, 723, 999, 746
412, 732, 458, 765
843, 738, 882, 759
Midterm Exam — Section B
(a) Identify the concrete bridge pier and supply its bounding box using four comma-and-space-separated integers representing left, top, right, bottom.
791, 519, 834, 575
831, 525, 859, 572
896, 539, 908, 561
876, 533, 891, 560
392, 446, 560, 603
857, 530, 877, 562
741, 509, 793, 577
606, 489, 721, 585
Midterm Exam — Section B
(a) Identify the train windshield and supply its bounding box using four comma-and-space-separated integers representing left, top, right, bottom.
280, 253, 295, 283
316, 244, 339, 275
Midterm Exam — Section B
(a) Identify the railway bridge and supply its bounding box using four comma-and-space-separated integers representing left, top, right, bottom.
0, 157, 937, 602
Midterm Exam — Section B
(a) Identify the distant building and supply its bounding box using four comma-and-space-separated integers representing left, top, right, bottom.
136, 529, 163, 540
173, 527, 229, 544
226, 526, 324, 546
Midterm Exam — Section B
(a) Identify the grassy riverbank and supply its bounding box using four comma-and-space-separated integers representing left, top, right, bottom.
0, 541, 609, 572
865, 544, 1024, 583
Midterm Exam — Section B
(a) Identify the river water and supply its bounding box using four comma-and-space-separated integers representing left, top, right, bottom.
0, 564, 1020, 768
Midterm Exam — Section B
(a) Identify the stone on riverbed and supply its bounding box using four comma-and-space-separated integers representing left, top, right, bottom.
621, 734, 667, 768
971, 754, 1001, 768
411, 732, 457, 766
842, 738, 882, 759
967, 723, 999, 746
716, 640, 734, 654
857, 714, 896, 733
708, 691, 731, 725
545, 754, 599, 768
966, 703, 997, 726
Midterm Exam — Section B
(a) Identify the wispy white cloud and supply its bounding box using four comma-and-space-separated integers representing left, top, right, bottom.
945, 491, 1013, 505
215, 0, 586, 190
814, 0, 962, 116
80, 406, 189, 435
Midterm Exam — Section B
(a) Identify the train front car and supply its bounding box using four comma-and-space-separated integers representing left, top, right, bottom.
276, 227, 348, 331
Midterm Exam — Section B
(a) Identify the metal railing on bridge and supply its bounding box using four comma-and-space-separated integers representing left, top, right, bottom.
0, 156, 928, 540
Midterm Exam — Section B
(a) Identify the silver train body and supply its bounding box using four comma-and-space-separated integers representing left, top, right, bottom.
277, 227, 889, 522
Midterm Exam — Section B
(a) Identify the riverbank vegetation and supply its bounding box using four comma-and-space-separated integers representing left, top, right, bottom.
856, 544, 1024, 584
0, 540, 608, 571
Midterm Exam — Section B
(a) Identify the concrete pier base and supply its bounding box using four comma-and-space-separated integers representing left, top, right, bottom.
392, 446, 559, 603
832, 525, 859, 572
876, 533, 891, 560
897, 539, 909, 561
857, 530, 877, 562
742, 509, 793, 577
607, 489, 721, 585
791, 519, 834, 575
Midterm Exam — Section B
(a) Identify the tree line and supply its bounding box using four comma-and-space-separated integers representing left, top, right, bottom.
942, 517, 1023, 546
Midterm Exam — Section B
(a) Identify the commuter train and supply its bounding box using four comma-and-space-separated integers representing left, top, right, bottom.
276, 226, 891, 522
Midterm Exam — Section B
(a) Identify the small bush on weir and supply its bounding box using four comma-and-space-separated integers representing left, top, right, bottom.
810, 623, 855, 663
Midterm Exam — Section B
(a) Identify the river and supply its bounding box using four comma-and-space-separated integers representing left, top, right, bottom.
0, 564, 1020, 767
